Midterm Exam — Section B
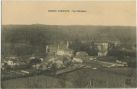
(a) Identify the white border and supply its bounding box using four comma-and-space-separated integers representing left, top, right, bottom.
0, 0, 2, 88
0, 0, 136, 89
1, 0, 136, 1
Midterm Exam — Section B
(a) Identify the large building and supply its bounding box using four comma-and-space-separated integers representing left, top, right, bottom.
46, 41, 74, 57
96, 43, 109, 56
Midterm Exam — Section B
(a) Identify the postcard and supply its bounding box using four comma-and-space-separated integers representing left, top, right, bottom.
1, 0, 136, 88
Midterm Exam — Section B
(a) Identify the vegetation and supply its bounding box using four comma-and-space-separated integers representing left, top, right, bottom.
2, 24, 136, 57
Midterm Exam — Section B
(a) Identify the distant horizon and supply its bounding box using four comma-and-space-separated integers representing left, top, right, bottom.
2, 24, 136, 27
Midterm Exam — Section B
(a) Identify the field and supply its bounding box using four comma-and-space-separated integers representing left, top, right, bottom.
1, 66, 136, 88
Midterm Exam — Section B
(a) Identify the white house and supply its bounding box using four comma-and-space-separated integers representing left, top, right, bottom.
7, 60, 16, 66
97, 43, 109, 56
56, 49, 74, 57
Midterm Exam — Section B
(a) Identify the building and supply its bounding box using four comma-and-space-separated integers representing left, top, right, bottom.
56, 49, 74, 57
48, 57, 65, 69
76, 51, 88, 57
46, 45, 58, 56
72, 57, 83, 64
46, 41, 74, 57
96, 43, 109, 56
46, 41, 71, 56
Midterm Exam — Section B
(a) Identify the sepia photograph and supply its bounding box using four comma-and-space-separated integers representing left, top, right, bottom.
1, 0, 136, 88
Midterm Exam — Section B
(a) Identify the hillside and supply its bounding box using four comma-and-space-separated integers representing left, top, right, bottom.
1, 25, 136, 56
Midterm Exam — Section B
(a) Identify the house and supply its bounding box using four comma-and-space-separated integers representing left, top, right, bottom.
75, 51, 90, 62
76, 51, 88, 57
46, 45, 58, 56
56, 49, 74, 57
96, 43, 109, 56
48, 57, 64, 69
7, 60, 15, 66
89, 56, 97, 61
54, 60, 65, 69
72, 57, 83, 64
2, 59, 19, 70
1, 63, 5, 70
5, 60, 19, 67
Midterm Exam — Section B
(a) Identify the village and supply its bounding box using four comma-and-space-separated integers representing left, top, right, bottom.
2, 40, 134, 81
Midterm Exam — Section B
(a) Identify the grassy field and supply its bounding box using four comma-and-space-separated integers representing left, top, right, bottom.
1, 67, 136, 88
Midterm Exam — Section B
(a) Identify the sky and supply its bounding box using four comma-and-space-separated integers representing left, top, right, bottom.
2, 0, 136, 26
